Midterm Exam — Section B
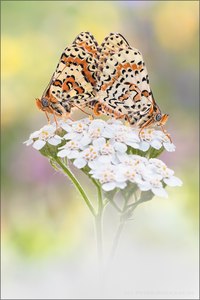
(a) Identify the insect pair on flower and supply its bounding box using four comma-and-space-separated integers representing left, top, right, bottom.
36, 31, 169, 138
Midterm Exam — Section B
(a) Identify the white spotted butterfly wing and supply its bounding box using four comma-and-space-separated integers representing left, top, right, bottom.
36, 32, 98, 119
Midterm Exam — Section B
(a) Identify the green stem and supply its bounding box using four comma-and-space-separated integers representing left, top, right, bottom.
95, 210, 103, 266
56, 157, 105, 268
79, 169, 104, 266
94, 180, 104, 266
109, 194, 130, 260
54, 157, 96, 216
109, 220, 125, 260
109, 199, 123, 213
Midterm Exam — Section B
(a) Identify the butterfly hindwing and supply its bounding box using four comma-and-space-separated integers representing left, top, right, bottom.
94, 36, 154, 126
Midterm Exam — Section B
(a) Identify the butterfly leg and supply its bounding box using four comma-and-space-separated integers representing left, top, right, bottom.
72, 103, 94, 119
93, 102, 102, 116
138, 118, 154, 140
44, 111, 51, 124
52, 110, 59, 128
161, 125, 172, 143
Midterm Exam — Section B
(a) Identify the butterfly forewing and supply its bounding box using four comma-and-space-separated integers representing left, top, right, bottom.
96, 33, 130, 80
73, 31, 98, 57
50, 45, 98, 103
40, 32, 98, 116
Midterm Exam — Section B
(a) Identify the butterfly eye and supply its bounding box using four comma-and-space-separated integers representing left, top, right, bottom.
155, 113, 162, 122
41, 98, 49, 107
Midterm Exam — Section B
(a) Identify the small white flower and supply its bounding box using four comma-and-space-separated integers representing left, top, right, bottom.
103, 123, 140, 151
148, 158, 182, 187
73, 145, 99, 169
117, 154, 147, 171
139, 128, 161, 151
118, 165, 142, 184
90, 164, 126, 191
24, 124, 62, 150
57, 140, 81, 159
163, 176, 183, 187
138, 128, 175, 152
79, 119, 107, 147
149, 158, 174, 177
138, 174, 168, 198
62, 119, 90, 142
152, 130, 176, 152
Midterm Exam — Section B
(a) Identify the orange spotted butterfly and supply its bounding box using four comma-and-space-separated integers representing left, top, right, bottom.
36, 32, 168, 136
87, 32, 169, 133
36, 32, 98, 123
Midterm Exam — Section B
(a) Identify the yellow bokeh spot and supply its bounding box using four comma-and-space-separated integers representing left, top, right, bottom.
153, 1, 198, 51
75, 1, 120, 42
1, 36, 24, 78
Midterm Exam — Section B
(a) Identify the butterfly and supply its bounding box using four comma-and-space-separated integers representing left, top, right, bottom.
87, 32, 169, 135
36, 32, 98, 123
36, 32, 169, 138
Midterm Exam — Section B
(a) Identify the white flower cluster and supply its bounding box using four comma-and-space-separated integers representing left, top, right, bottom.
25, 118, 181, 197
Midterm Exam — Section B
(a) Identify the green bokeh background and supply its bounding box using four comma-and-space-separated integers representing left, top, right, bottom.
1, 1, 199, 298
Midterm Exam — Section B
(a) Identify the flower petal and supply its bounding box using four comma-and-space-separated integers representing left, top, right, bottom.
163, 142, 176, 152
114, 142, 127, 153
57, 149, 70, 158
151, 139, 162, 150
138, 181, 151, 191
29, 130, 40, 139
152, 187, 168, 198
102, 126, 114, 138
164, 176, 183, 187
63, 132, 79, 140
79, 135, 91, 147
102, 182, 116, 191
60, 123, 73, 132
73, 158, 87, 169
68, 150, 80, 159
126, 142, 140, 149
32, 139, 46, 150
48, 136, 62, 146
139, 141, 150, 152
24, 139, 33, 146
116, 182, 127, 189
93, 137, 106, 149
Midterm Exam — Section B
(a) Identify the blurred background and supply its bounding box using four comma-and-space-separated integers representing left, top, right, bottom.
1, 1, 199, 299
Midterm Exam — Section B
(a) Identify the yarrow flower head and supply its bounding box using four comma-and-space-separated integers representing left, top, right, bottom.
24, 124, 63, 150
25, 118, 181, 198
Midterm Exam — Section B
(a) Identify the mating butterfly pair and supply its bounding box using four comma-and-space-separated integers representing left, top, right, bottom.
36, 32, 169, 133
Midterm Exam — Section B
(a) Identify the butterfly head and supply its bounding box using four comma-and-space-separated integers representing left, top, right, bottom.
151, 103, 169, 127
36, 97, 50, 111
154, 112, 169, 126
